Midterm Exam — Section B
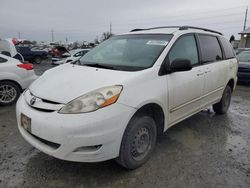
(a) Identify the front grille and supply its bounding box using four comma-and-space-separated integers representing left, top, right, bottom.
30, 132, 61, 149
30, 106, 55, 112
41, 99, 61, 104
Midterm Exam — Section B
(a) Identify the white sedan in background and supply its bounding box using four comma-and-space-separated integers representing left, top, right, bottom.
52, 49, 90, 65
0, 54, 37, 106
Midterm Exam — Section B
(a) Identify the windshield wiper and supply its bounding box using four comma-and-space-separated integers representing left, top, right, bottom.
83, 63, 117, 70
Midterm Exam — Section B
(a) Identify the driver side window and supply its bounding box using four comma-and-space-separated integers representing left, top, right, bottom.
169, 35, 199, 66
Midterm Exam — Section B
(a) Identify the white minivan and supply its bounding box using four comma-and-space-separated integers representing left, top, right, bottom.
16, 26, 238, 169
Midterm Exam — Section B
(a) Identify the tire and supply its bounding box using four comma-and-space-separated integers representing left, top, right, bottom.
116, 116, 157, 169
213, 85, 231, 114
34, 56, 42, 64
0, 81, 21, 106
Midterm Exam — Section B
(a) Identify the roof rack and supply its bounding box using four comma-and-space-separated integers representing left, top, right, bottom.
130, 26, 180, 32
130, 25, 223, 35
179, 26, 223, 35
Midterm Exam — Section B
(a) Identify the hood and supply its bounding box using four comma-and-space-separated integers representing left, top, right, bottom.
29, 64, 135, 104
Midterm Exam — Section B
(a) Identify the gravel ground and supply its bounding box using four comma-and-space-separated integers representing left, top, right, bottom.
0, 61, 250, 188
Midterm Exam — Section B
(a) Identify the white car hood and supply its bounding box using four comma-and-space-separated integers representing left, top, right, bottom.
29, 64, 134, 104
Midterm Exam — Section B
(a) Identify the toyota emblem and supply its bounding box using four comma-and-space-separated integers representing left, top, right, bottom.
30, 97, 36, 105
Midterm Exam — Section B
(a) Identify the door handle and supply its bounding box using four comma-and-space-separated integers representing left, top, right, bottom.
196, 70, 204, 76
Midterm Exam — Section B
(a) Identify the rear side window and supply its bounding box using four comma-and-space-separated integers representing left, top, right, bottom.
219, 37, 235, 59
169, 35, 199, 66
0, 57, 7, 63
198, 35, 223, 63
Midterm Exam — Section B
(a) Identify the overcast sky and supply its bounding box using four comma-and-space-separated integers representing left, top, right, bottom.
0, 0, 249, 42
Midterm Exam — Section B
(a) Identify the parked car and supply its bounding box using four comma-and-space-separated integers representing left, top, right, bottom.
0, 39, 24, 61
237, 51, 250, 83
16, 26, 238, 169
50, 46, 69, 58
0, 54, 37, 106
16, 46, 48, 64
52, 49, 90, 65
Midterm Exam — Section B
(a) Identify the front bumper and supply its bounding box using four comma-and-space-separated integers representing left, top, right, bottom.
16, 94, 136, 162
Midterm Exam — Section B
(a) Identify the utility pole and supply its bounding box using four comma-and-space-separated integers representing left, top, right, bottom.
18, 32, 21, 39
110, 22, 112, 34
51, 29, 54, 42
243, 6, 248, 30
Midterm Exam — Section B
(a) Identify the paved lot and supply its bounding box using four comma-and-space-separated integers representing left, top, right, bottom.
0, 61, 250, 188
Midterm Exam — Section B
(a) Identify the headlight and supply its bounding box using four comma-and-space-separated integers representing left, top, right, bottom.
58, 85, 123, 114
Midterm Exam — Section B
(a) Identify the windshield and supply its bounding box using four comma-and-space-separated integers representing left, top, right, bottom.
237, 51, 250, 62
79, 34, 172, 71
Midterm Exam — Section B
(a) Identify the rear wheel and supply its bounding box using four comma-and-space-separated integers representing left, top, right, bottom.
116, 116, 157, 169
34, 56, 42, 64
0, 81, 21, 106
213, 85, 231, 114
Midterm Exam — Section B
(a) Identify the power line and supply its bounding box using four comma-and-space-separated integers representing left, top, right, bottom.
111, 6, 247, 25
113, 12, 245, 26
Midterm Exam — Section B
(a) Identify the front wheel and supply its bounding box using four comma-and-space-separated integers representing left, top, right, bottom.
116, 116, 157, 169
213, 85, 232, 114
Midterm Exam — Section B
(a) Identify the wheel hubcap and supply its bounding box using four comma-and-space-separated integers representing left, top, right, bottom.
223, 90, 230, 108
0, 85, 17, 103
131, 127, 151, 161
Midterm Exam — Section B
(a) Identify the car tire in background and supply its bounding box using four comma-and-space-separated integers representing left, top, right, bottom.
0, 81, 21, 106
116, 115, 157, 169
34, 56, 42, 64
213, 85, 232, 114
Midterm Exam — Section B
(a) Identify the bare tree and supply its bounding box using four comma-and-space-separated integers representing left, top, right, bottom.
100, 32, 113, 42
94, 36, 100, 45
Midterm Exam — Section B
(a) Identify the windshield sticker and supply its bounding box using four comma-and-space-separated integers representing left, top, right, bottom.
146, 40, 168, 46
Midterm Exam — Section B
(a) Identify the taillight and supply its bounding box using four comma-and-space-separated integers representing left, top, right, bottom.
17, 63, 33, 70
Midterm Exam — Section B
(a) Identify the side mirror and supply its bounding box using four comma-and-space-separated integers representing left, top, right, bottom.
170, 58, 192, 72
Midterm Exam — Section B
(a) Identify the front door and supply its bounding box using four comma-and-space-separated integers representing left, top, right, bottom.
167, 34, 204, 125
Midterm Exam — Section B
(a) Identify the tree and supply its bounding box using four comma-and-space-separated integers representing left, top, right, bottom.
100, 32, 113, 42
94, 36, 100, 45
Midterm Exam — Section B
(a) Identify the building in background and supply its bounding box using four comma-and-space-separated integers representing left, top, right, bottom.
239, 27, 250, 48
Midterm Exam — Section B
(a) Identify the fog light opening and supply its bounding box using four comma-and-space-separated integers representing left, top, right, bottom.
73, 145, 102, 153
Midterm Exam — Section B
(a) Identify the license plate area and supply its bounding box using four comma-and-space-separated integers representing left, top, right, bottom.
21, 113, 31, 133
